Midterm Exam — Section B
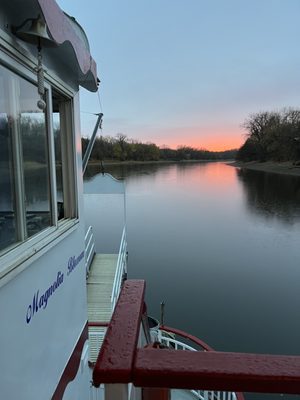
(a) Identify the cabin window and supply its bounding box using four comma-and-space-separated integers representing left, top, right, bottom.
0, 64, 52, 252
0, 63, 76, 255
21, 89, 51, 237
0, 111, 17, 250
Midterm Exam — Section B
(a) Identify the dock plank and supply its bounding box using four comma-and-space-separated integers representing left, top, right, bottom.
87, 253, 118, 362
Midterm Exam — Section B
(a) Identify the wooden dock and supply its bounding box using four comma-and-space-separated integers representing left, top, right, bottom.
87, 253, 118, 363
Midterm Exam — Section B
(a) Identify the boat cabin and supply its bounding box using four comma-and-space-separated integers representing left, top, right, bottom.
0, 1, 98, 398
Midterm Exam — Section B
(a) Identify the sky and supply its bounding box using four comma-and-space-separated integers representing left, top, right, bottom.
57, 0, 300, 151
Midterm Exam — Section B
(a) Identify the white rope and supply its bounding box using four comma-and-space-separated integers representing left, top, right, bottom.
97, 89, 103, 114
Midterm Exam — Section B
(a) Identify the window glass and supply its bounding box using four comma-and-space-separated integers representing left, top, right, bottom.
53, 105, 64, 220
19, 74, 51, 237
0, 110, 17, 251
0, 67, 18, 251
0, 64, 52, 251
20, 111, 51, 237
0, 62, 77, 257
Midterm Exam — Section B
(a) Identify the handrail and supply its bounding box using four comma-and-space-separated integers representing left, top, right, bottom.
84, 225, 95, 276
93, 280, 300, 396
85, 224, 127, 307
159, 325, 213, 351
111, 226, 127, 310
134, 348, 300, 394
93, 280, 146, 384
158, 334, 203, 353
157, 326, 242, 400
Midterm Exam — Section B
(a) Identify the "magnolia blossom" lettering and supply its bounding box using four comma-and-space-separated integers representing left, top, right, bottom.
25, 250, 84, 324
67, 251, 84, 276
26, 271, 64, 323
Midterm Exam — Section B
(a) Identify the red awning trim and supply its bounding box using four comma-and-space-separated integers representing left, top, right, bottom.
37, 0, 98, 91
92, 280, 146, 387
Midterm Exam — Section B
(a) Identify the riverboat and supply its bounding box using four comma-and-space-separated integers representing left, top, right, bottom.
0, 1, 300, 399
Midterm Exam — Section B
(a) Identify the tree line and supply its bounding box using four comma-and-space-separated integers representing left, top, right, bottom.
237, 108, 300, 162
82, 133, 237, 163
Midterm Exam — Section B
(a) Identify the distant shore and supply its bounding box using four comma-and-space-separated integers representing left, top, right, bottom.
87, 159, 221, 167
87, 159, 300, 176
229, 161, 300, 177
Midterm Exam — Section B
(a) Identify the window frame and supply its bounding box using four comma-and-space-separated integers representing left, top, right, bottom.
0, 50, 79, 281
52, 93, 78, 221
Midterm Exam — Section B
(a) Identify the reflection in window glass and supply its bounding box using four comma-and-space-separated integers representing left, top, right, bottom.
0, 63, 52, 251
52, 89, 73, 221
20, 111, 51, 237
0, 110, 17, 251
53, 111, 64, 219
19, 77, 51, 237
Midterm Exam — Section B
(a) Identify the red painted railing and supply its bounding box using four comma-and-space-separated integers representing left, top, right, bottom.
93, 280, 146, 384
93, 280, 300, 395
134, 349, 300, 394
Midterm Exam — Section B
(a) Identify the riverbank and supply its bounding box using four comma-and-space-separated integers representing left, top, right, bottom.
230, 160, 300, 176
87, 159, 223, 167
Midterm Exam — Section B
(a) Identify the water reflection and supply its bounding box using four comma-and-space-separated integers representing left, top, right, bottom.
85, 162, 184, 181
92, 162, 300, 358
236, 168, 300, 224
87, 162, 300, 400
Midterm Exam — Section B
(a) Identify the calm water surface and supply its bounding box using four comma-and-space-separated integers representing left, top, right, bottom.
84, 162, 300, 359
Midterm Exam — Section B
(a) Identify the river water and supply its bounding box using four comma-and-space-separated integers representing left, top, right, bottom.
84, 161, 300, 394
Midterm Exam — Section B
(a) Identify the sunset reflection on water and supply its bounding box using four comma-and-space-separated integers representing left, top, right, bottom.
84, 162, 300, 364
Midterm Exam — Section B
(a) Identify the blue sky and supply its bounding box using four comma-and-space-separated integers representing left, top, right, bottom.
57, 0, 300, 150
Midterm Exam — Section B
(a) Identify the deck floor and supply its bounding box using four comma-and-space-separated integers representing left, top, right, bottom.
87, 253, 118, 363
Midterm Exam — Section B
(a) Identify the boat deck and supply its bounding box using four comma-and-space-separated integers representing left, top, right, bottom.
87, 253, 118, 363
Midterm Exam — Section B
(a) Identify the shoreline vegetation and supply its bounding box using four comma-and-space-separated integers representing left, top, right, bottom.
236, 108, 300, 164
233, 108, 300, 177
230, 160, 300, 177
82, 134, 237, 164
84, 107, 300, 178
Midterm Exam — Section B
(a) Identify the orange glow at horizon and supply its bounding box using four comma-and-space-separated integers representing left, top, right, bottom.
145, 125, 246, 152
177, 136, 243, 151
153, 131, 244, 152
